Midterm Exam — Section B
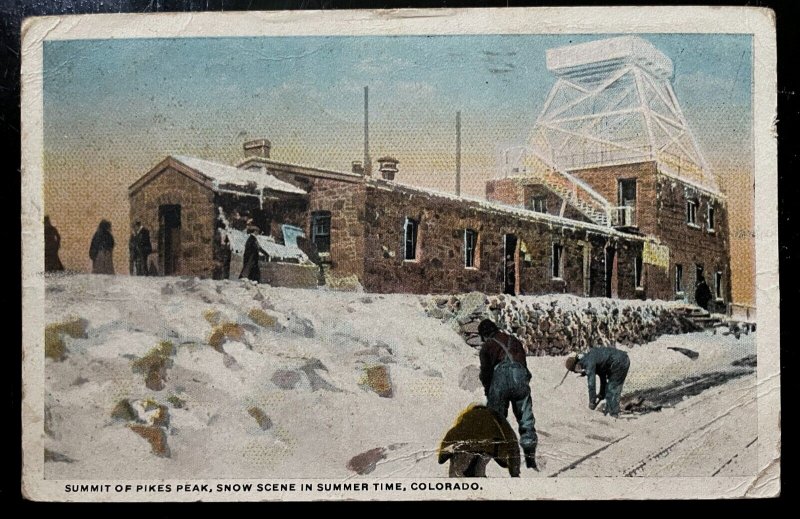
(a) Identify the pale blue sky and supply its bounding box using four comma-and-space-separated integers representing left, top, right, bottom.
44, 33, 752, 194
42, 33, 755, 300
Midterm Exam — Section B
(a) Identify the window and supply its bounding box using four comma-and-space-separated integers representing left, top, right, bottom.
311, 211, 331, 253
531, 196, 548, 213
552, 243, 564, 279
618, 178, 637, 227
635, 254, 644, 289
404, 217, 418, 260
708, 205, 716, 232
686, 200, 698, 226
464, 229, 478, 268
675, 264, 683, 293
715, 271, 723, 300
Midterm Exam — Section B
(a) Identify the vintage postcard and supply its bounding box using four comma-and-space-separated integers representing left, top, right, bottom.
20, 7, 779, 501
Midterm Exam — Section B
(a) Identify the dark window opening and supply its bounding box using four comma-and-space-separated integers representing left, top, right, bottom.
675, 264, 683, 293
552, 243, 564, 279
404, 217, 418, 260
715, 271, 723, 300
531, 196, 548, 213
311, 211, 331, 253
687, 199, 698, 226
464, 229, 478, 268
503, 234, 517, 295
618, 178, 637, 226
635, 254, 644, 289
708, 206, 716, 232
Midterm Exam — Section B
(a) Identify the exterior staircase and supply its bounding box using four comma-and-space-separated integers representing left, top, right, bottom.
535, 168, 613, 226
675, 305, 724, 330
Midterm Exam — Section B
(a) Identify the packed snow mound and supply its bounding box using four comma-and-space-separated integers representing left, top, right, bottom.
42, 274, 756, 480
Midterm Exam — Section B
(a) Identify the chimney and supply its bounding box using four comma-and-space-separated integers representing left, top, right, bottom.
377, 157, 399, 181
351, 161, 365, 175
243, 139, 271, 158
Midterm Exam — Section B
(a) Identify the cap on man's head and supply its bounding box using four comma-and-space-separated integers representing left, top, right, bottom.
565, 353, 579, 372
478, 319, 499, 339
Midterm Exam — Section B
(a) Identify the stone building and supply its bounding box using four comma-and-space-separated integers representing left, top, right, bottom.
127, 36, 732, 310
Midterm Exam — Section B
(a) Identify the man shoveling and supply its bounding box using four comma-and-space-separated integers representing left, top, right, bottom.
565, 348, 630, 418
477, 319, 539, 471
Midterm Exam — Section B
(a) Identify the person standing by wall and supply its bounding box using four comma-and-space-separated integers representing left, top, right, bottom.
239, 225, 266, 283
131, 221, 152, 276
89, 219, 115, 275
695, 274, 712, 310
44, 216, 64, 272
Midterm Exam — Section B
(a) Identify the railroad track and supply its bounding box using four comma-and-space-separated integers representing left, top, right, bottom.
622, 391, 757, 477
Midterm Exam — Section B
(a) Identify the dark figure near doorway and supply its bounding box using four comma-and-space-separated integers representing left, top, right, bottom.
44, 216, 64, 272
695, 275, 712, 310
129, 221, 152, 276
239, 226, 266, 283
212, 227, 232, 280
89, 219, 115, 275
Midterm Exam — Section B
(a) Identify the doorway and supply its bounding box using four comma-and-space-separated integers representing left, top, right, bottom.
605, 246, 618, 298
503, 234, 518, 295
159, 204, 181, 276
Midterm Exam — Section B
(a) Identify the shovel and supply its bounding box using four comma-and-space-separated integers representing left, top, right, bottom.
553, 369, 570, 389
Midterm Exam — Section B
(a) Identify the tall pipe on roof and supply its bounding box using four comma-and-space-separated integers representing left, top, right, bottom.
364, 86, 371, 176
455, 111, 462, 196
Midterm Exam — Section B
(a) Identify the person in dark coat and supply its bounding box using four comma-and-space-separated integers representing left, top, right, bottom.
130, 221, 152, 276
478, 319, 538, 471
128, 228, 137, 275
221, 234, 231, 280
695, 275, 712, 310
566, 347, 630, 417
44, 216, 64, 272
89, 219, 115, 275
239, 226, 266, 283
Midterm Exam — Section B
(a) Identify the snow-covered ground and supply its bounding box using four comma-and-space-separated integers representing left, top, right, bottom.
42, 274, 757, 479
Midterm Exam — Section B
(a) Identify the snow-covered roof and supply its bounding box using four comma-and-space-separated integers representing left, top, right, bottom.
173, 155, 306, 195
224, 228, 308, 262
366, 178, 644, 240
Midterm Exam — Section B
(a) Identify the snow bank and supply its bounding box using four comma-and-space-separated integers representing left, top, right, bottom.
40, 274, 756, 480
422, 292, 707, 355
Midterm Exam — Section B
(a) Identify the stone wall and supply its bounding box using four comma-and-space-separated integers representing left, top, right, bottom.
654, 175, 731, 312
567, 162, 732, 311
361, 182, 646, 297
422, 292, 700, 356
129, 166, 216, 277
306, 178, 367, 282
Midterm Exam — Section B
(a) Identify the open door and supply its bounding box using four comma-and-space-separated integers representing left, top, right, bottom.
159, 204, 181, 276
503, 234, 518, 295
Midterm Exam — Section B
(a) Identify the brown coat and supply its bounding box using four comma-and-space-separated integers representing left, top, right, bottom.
478, 331, 529, 393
